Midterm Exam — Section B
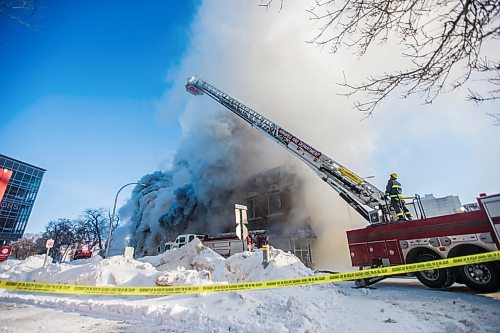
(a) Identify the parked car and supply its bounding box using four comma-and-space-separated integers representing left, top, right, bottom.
72, 249, 92, 260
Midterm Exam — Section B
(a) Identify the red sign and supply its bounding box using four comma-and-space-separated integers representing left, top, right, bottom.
0, 169, 13, 202
277, 128, 322, 158
0, 246, 13, 262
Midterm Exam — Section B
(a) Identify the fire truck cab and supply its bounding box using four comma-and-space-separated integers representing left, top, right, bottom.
347, 193, 500, 292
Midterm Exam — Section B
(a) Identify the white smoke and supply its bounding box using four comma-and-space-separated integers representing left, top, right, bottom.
119, 1, 499, 268
121, 109, 290, 257
114, 1, 374, 265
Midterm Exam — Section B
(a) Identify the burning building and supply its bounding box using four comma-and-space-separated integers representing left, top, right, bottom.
119, 108, 316, 265
245, 165, 316, 267
125, 162, 316, 266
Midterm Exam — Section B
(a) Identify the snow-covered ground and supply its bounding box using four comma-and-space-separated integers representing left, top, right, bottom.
1, 239, 498, 333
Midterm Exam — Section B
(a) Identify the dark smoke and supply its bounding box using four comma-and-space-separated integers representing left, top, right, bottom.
121, 110, 293, 257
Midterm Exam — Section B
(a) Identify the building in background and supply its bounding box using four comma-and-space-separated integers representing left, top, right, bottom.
0, 154, 45, 245
411, 193, 463, 218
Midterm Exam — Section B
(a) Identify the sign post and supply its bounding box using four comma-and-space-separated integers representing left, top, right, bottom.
235, 204, 248, 252
43, 238, 54, 267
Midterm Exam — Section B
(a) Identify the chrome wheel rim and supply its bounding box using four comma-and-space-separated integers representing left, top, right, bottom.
422, 269, 439, 281
465, 264, 491, 284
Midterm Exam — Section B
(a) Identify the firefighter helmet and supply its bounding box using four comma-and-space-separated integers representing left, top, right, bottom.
390, 172, 398, 179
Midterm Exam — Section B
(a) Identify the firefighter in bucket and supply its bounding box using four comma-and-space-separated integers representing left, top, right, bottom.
385, 173, 413, 221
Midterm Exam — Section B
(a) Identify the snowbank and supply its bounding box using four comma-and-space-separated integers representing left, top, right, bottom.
1, 240, 499, 332
139, 238, 235, 282
225, 247, 314, 282
1, 255, 159, 286
0, 255, 51, 281
1, 239, 313, 287
138, 238, 314, 284
155, 268, 211, 286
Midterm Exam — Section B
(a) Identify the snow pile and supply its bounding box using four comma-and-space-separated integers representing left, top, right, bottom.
1, 255, 160, 286
1, 241, 499, 333
0, 239, 313, 288
226, 248, 314, 282
155, 268, 211, 286
139, 238, 212, 271
0, 255, 51, 281
38, 256, 160, 286
139, 238, 234, 282
138, 238, 313, 284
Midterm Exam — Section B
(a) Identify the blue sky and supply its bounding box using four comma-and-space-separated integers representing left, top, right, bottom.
1, 1, 199, 233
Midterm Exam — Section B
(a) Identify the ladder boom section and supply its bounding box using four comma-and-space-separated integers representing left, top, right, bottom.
186, 76, 386, 219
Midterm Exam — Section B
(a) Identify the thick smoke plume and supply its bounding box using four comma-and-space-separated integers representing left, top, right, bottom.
122, 111, 292, 257
119, 1, 373, 267
118, 1, 498, 269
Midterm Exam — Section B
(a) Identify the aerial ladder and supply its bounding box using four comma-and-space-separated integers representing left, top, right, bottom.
185, 76, 394, 224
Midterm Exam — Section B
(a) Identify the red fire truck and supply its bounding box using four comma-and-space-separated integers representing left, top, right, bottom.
347, 193, 500, 292
185, 77, 500, 292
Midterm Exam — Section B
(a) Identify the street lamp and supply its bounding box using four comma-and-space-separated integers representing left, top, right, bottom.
104, 182, 146, 258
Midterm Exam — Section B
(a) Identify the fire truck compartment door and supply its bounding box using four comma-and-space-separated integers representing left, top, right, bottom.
349, 243, 369, 266
385, 240, 404, 265
481, 194, 500, 244
367, 241, 388, 262
365, 240, 404, 265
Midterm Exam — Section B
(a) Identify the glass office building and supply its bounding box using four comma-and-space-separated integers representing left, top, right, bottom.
0, 154, 45, 245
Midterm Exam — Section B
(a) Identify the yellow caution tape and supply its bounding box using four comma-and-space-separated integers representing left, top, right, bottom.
0, 251, 498, 296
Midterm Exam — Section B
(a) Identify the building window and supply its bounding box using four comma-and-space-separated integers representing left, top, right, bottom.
247, 195, 263, 220
0, 154, 45, 243
292, 240, 312, 268
268, 191, 283, 215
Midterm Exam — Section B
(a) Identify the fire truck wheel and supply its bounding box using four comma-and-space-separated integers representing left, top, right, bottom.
414, 253, 455, 289
457, 262, 500, 293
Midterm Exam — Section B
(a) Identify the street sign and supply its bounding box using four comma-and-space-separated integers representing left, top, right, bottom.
235, 204, 247, 210
236, 224, 248, 241
46, 239, 54, 249
43, 239, 54, 267
235, 204, 249, 251
234, 204, 248, 224
235, 208, 240, 224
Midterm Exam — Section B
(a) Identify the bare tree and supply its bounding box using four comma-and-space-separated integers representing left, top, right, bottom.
0, 0, 39, 29
262, 0, 500, 115
78, 208, 110, 250
43, 218, 76, 258
10, 235, 38, 259
487, 112, 500, 125
34, 235, 48, 253
259, 0, 283, 11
